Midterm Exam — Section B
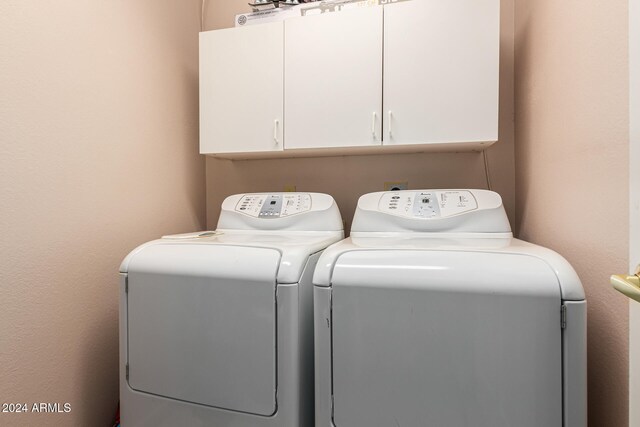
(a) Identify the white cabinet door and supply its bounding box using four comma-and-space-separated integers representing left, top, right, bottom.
284, 7, 383, 150
200, 23, 284, 154
383, 0, 500, 146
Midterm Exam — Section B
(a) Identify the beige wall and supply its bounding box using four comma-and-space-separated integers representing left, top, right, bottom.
203, 0, 516, 230
1, 0, 628, 425
514, 1, 629, 426
0, 1, 205, 425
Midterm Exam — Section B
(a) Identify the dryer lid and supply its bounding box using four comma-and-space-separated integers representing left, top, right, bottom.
312, 236, 585, 301
330, 250, 562, 297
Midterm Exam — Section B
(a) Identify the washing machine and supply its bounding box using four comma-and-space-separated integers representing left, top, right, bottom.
313, 189, 586, 427
119, 192, 343, 427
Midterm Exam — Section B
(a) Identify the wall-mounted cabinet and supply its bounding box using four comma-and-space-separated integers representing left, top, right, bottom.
199, 22, 284, 154
199, 0, 499, 159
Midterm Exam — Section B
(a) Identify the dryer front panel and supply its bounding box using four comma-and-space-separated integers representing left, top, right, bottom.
126, 244, 279, 416
330, 250, 563, 427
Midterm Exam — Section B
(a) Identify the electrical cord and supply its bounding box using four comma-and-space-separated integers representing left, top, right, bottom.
482, 149, 493, 191
201, 0, 207, 31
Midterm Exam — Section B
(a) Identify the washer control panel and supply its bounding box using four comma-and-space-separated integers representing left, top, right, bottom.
379, 190, 478, 218
235, 193, 312, 218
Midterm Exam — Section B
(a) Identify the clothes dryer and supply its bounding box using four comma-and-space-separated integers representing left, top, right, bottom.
313, 189, 586, 427
120, 192, 343, 426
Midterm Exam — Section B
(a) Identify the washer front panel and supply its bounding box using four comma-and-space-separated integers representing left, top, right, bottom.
127, 244, 279, 416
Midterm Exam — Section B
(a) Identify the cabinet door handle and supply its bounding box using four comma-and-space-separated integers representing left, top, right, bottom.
372, 112, 377, 140
274, 119, 279, 144
388, 110, 393, 139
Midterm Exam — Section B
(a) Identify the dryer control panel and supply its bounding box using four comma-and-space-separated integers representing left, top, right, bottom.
234, 193, 312, 218
379, 190, 478, 219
